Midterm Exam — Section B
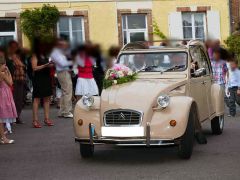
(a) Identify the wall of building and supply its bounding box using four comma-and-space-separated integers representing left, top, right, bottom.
0, 0, 232, 49
22, 1, 119, 50
152, 0, 231, 41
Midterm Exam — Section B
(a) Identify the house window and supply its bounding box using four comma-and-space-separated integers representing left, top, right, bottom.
122, 14, 148, 44
57, 17, 85, 45
0, 19, 17, 46
182, 13, 206, 40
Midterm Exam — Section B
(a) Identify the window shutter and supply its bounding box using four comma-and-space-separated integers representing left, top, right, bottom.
168, 12, 183, 39
207, 11, 221, 40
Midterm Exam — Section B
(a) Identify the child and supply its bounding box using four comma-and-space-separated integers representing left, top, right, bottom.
75, 45, 98, 100
227, 60, 240, 117
211, 48, 228, 87
0, 53, 17, 144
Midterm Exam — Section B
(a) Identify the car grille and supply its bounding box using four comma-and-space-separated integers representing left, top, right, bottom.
104, 109, 142, 126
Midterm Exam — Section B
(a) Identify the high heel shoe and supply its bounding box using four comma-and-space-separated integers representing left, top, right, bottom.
0, 138, 14, 144
33, 121, 42, 128
44, 119, 54, 126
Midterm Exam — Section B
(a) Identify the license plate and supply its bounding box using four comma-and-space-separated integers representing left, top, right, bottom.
101, 127, 144, 137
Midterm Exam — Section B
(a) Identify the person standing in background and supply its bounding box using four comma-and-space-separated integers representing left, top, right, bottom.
211, 48, 228, 87
90, 44, 105, 95
205, 40, 214, 60
6, 40, 19, 77
50, 39, 73, 118
75, 45, 98, 100
31, 39, 54, 128
0, 51, 17, 144
107, 46, 121, 69
226, 60, 240, 117
12, 49, 26, 124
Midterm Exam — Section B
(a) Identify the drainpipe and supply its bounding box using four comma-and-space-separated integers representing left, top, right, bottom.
229, 0, 233, 34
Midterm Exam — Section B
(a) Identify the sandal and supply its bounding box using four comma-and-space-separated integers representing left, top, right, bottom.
44, 119, 54, 126
33, 121, 42, 128
0, 138, 14, 144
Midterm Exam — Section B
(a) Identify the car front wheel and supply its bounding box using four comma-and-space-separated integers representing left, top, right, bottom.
80, 143, 94, 158
211, 115, 224, 135
178, 110, 195, 159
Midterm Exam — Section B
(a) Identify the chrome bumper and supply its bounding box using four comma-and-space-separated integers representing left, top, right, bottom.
75, 123, 180, 146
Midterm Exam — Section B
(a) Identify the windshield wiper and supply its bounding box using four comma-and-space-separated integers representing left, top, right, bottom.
163, 65, 186, 73
137, 65, 158, 72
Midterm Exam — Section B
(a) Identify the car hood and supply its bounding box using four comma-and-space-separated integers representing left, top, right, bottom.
101, 79, 187, 123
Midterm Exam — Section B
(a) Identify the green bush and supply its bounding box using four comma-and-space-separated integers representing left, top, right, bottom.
20, 4, 60, 44
225, 33, 240, 60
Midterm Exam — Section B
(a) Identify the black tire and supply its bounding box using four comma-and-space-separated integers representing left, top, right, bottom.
80, 144, 94, 158
178, 109, 195, 159
211, 115, 224, 135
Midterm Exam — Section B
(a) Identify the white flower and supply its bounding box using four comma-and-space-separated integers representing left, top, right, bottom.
127, 71, 133, 76
117, 71, 124, 78
113, 80, 117, 85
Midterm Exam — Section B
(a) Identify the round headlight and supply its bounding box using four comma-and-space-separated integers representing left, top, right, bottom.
157, 95, 170, 108
82, 95, 94, 107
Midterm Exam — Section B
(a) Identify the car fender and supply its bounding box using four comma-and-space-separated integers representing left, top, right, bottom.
211, 83, 224, 116
150, 96, 198, 139
73, 96, 101, 139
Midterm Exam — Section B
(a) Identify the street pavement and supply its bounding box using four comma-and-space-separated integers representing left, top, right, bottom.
1, 106, 240, 180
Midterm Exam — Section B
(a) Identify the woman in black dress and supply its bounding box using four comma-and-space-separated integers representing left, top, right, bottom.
31, 39, 54, 128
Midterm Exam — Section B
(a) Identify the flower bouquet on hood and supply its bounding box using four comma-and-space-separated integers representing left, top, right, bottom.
103, 64, 137, 89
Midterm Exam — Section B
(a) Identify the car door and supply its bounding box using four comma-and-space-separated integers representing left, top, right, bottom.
199, 48, 214, 117
189, 46, 210, 121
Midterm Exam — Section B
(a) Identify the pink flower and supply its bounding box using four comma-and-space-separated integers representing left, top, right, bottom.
113, 64, 122, 71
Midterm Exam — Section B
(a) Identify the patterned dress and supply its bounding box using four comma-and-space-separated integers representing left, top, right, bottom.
0, 81, 17, 123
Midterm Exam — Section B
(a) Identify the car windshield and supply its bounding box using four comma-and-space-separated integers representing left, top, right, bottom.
118, 52, 187, 72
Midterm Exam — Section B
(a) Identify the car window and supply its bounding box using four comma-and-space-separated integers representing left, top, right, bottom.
118, 52, 187, 72
190, 46, 210, 77
199, 48, 211, 74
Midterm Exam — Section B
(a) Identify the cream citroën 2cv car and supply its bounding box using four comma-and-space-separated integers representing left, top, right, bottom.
73, 40, 224, 159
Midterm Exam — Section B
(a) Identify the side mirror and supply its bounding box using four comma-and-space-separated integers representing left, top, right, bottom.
194, 68, 207, 77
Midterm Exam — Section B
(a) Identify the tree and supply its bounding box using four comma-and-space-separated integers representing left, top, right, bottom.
20, 4, 60, 44
225, 34, 240, 61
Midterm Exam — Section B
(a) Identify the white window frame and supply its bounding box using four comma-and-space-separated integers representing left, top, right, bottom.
0, 18, 17, 40
122, 14, 148, 44
57, 16, 85, 44
182, 13, 207, 40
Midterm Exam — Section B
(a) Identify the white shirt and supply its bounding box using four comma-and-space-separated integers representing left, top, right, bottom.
50, 48, 73, 72
76, 55, 96, 67
228, 68, 240, 88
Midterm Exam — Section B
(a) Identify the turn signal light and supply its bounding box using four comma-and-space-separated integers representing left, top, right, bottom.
78, 119, 83, 126
170, 120, 177, 127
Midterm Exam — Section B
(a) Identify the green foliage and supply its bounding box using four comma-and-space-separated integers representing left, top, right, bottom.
152, 20, 167, 40
103, 74, 137, 89
225, 34, 240, 60
20, 4, 60, 43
